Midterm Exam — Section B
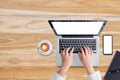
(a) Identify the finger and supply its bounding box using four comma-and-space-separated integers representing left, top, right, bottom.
70, 48, 74, 58
86, 46, 91, 55
83, 46, 88, 55
60, 50, 64, 58
63, 48, 66, 56
78, 52, 83, 60
90, 47, 93, 55
60, 50, 63, 55
78, 52, 82, 57
79, 47, 82, 53
66, 47, 71, 57
66, 47, 71, 53
80, 47, 85, 57
79, 50, 85, 57
81, 47, 85, 55
70, 47, 74, 56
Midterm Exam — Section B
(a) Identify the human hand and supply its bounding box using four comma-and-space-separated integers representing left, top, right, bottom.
57, 47, 74, 76
78, 46, 95, 75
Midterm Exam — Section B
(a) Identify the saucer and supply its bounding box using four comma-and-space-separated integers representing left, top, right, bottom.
37, 40, 53, 56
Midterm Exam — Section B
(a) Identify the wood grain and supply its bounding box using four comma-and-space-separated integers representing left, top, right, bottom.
0, 0, 120, 79
0, 16, 120, 33
0, 0, 120, 14
0, 33, 55, 66
0, 66, 109, 80
0, 33, 117, 80
0, 21, 119, 79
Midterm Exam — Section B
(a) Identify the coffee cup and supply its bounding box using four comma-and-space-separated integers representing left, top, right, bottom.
37, 40, 53, 56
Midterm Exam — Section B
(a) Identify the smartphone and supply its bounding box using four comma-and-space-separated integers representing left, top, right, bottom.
103, 35, 113, 55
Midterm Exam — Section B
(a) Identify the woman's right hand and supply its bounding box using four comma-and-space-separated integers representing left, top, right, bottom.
78, 46, 95, 75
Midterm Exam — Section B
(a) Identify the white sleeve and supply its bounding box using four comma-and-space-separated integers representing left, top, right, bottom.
88, 71, 102, 80
51, 72, 66, 80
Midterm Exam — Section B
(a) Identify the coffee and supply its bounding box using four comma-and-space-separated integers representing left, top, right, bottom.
40, 43, 49, 52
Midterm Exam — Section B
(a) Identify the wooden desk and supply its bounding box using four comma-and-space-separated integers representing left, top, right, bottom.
0, 21, 119, 80
0, 0, 120, 80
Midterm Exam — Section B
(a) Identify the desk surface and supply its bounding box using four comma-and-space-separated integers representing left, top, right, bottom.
0, 0, 120, 80
0, 33, 119, 80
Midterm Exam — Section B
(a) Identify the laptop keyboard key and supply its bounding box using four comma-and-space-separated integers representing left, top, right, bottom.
59, 39, 96, 54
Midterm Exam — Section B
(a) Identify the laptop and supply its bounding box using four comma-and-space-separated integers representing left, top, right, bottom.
48, 20, 107, 66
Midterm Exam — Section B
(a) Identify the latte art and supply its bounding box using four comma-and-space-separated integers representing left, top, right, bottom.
40, 43, 49, 52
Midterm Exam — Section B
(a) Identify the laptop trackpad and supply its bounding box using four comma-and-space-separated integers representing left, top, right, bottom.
72, 54, 83, 66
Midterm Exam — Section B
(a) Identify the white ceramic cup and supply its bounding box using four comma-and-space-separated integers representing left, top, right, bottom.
37, 40, 53, 56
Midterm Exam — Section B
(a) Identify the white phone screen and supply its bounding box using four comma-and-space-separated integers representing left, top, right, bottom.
103, 36, 113, 54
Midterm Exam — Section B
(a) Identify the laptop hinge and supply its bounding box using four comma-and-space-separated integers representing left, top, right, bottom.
62, 35, 94, 38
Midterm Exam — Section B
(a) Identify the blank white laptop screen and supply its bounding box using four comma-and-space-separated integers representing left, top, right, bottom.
51, 21, 105, 35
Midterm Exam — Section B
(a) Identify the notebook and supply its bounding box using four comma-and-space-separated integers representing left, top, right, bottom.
104, 50, 120, 80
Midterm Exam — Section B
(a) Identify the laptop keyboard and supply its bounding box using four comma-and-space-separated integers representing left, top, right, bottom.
59, 39, 96, 53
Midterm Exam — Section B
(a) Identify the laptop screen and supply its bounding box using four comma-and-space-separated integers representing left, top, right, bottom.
49, 20, 106, 35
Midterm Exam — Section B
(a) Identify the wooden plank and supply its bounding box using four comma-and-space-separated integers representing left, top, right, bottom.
0, 67, 108, 80
0, 16, 120, 33
0, 33, 55, 50
0, 9, 120, 20
0, 0, 120, 14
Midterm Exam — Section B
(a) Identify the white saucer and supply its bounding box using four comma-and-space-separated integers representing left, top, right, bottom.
37, 40, 53, 56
